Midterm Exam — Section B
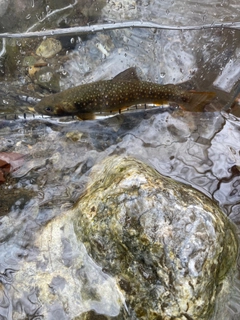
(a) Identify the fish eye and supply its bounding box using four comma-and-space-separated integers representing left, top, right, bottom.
45, 106, 53, 113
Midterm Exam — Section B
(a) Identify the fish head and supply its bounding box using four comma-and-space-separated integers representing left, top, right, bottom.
34, 95, 76, 116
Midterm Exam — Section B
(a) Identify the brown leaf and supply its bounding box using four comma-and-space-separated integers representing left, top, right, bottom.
0, 152, 25, 172
0, 153, 25, 184
0, 159, 11, 183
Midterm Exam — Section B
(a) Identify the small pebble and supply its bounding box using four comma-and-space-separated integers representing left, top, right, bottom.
36, 38, 62, 58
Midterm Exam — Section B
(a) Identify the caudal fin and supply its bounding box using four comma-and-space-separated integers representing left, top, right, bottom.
181, 91, 216, 112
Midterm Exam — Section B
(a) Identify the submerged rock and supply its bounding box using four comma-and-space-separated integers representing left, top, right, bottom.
1, 155, 238, 319
74, 156, 238, 320
36, 38, 62, 59
34, 66, 60, 92
8, 203, 124, 319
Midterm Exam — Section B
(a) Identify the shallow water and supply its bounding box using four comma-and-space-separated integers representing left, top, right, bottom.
1, 0, 240, 319
1, 110, 240, 319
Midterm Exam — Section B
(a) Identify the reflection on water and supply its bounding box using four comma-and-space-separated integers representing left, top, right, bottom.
0, 0, 240, 319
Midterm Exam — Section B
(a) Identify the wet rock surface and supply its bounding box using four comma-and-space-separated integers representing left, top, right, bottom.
36, 38, 62, 59
74, 156, 238, 320
1, 153, 237, 320
9, 206, 124, 320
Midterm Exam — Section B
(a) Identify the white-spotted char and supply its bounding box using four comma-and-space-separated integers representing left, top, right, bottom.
34, 68, 216, 120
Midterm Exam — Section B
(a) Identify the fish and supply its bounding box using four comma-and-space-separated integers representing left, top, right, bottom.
34, 68, 216, 120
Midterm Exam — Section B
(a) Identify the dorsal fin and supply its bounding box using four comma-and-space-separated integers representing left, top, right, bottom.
112, 67, 140, 82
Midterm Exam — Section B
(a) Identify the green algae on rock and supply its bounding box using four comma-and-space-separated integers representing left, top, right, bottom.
35, 66, 61, 92
36, 38, 62, 59
74, 156, 238, 320
9, 206, 125, 319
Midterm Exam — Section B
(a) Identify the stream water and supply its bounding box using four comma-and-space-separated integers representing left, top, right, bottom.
0, 0, 240, 319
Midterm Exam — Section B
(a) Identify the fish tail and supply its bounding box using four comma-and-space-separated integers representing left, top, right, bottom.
181, 91, 216, 112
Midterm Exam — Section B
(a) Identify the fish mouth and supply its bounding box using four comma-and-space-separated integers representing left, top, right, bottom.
33, 104, 48, 115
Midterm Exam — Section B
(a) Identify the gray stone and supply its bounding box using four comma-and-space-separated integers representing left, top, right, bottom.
35, 66, 60, 92
36, 38, 62, 59
0, 154, 238, 320
74, 155, 238, 320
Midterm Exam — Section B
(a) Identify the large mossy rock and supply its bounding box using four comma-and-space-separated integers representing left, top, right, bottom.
74, 156, 238, 320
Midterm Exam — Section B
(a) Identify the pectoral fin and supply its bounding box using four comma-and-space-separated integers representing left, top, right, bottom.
76, 113, 96, 120
77, 106, 129, 120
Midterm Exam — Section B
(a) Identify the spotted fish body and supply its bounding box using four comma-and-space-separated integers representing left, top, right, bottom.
34, 68, 216, 119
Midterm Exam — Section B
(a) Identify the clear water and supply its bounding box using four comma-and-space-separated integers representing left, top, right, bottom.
0, 0, 240, 319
